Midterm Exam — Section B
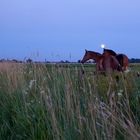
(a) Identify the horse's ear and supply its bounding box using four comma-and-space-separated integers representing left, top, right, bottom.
85, 49, 87, 52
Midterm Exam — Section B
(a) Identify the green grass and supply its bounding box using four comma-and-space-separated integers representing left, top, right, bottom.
0, 63, 140, 140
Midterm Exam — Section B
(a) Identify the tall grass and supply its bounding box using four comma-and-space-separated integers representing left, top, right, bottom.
0, 62, 140, 140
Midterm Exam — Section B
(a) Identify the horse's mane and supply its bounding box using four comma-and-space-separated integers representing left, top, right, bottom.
87, 50, 102, 56
103, 49, 117, 56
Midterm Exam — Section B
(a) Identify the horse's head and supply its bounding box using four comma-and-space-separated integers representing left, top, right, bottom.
81, 49, 102, 63
81, 49, 90, 63
103, 48, 117, 56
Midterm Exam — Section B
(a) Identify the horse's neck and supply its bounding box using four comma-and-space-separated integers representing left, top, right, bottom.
104, 49, 117, 56
95, 54, 102, 61
89, 52, 101, 61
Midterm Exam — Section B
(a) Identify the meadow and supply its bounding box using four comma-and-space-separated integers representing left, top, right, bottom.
0, 62, 140, 140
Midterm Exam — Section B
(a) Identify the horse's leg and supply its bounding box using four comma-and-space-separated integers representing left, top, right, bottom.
95, 63, 99, 75
123, 55, 129, 71
124, 65, 128, 71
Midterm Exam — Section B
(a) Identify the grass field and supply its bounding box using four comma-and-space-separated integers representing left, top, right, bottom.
0, 62, 140, 140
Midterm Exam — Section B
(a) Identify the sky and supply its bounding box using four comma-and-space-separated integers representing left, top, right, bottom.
0, 0, 140, 61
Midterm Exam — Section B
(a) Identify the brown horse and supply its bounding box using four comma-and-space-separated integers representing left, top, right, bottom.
103, 48, 129, 71
81, 50, 122, 72
81, 49, 102, 63
81, 50, 103, 71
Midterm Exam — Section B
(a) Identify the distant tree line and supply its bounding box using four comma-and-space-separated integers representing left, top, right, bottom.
0, 58, 140, 63
129, 58, 140, 63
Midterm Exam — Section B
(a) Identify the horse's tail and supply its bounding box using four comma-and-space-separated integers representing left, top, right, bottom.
117, 64, 123, 72
116, 54, 123, 66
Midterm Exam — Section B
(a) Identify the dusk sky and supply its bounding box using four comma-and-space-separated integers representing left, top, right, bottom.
0, 0, 140, 61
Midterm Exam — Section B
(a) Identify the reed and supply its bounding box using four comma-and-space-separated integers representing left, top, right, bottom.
0, 62, 139, 140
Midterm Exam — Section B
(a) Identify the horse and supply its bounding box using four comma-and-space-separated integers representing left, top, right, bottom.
81, 50, 103, 71
81, 49, 102, 63
81, 50, 122, 73
103, 48, 129, 71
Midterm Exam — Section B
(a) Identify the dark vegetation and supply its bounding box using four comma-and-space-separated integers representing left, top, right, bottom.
1, 58, 140, 64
